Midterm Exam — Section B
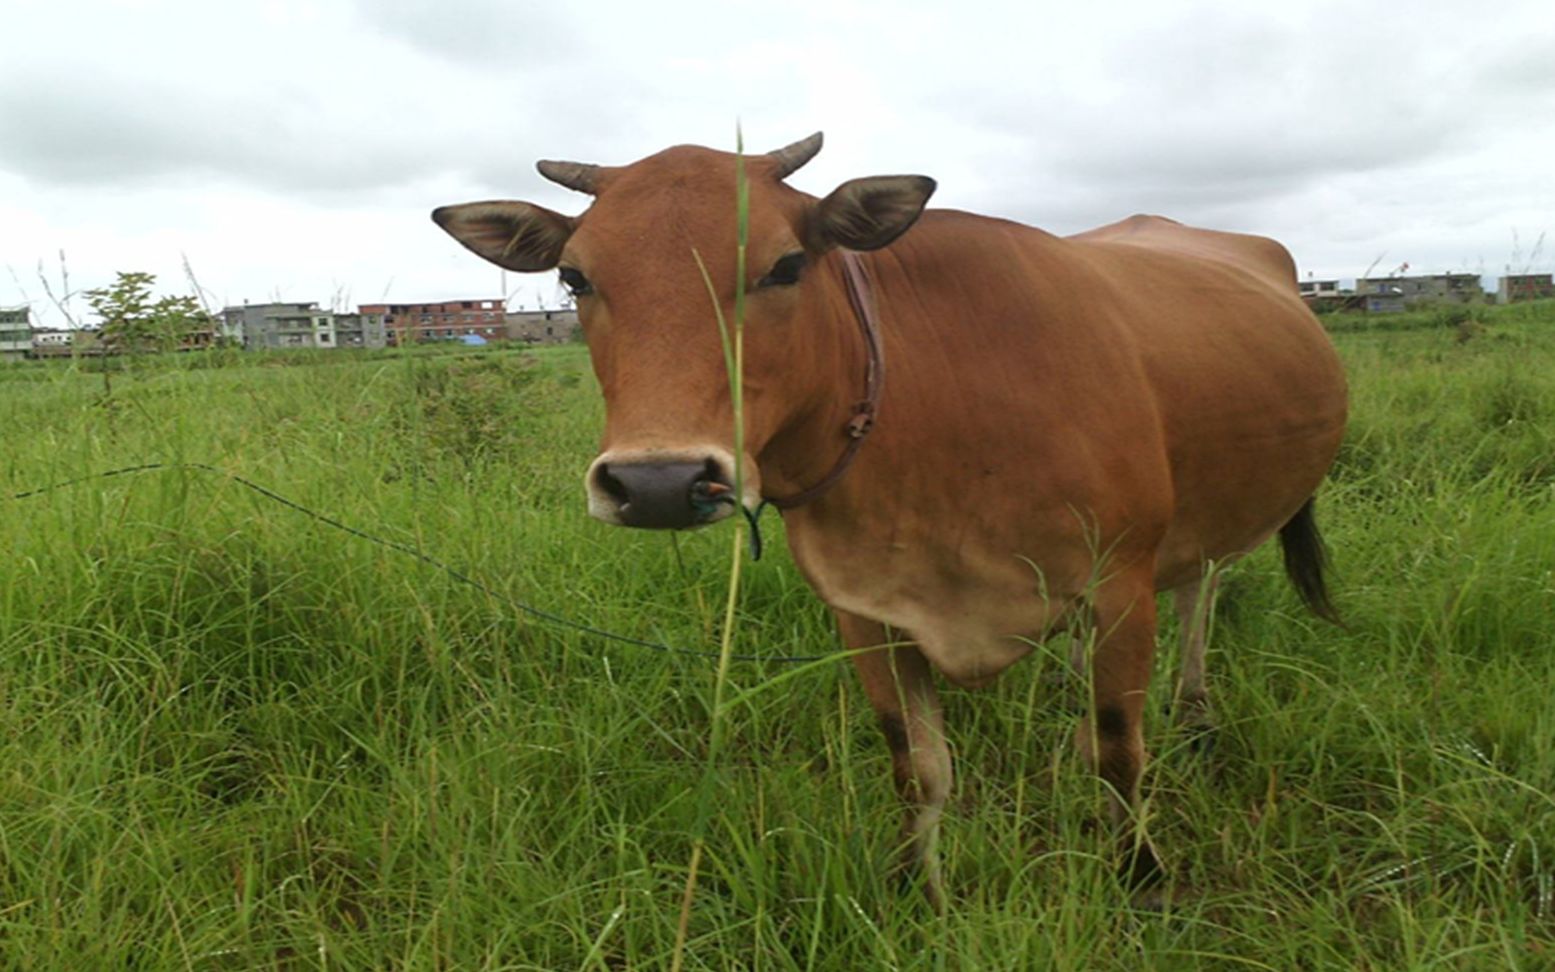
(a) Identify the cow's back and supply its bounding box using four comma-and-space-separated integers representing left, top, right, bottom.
1061, 215, 1347, 587
1066, 213, 1299, 287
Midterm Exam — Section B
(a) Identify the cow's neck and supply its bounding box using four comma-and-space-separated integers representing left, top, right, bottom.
754, 250, 880, 507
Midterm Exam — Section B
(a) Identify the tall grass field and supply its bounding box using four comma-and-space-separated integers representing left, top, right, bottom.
2, 303, 1554, 970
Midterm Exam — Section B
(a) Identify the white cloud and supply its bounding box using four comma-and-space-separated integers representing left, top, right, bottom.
3, 0, 1553, 326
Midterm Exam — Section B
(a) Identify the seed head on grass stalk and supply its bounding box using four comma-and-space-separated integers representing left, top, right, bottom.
672, 124, 750, 972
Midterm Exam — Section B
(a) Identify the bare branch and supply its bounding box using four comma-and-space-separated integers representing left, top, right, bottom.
180, 252, 219, 318
35, 251, 81, 329
6, 263, 35, 310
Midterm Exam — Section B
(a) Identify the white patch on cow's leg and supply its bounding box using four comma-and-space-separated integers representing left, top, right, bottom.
1172, 569, 1220, 740
1068, 627, 1088, 680
1076, 570, 1165, 890
838, 611, 952, 911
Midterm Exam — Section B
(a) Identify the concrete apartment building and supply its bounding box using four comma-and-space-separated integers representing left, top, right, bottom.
223, 302, 313, 348
505, 308, 579, 345
1, 311, 100, 359
333, 312, 388, 348
358, 299, 505, 345
1297, 279, 1341, 299
1355, 272, 1484, 304
221, 303, 385, 350
1, 306, 31, 359
1499, 273, 1555, 303
267, 306, 338, 348
29, 329, 82, 357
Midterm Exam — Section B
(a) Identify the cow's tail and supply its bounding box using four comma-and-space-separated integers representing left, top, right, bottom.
1278, 497, 1341, 625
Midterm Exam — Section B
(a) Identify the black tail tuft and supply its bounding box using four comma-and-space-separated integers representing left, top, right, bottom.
1279, 498, 1341, 625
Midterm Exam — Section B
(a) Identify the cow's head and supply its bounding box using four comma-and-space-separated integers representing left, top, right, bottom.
433, 133, 934, 529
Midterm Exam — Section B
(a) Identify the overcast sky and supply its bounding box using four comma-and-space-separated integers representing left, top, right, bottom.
3, 0, 1553, 328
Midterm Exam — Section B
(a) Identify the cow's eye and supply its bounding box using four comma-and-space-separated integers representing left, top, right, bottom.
558, 266, 593, 297
756, 252, 805, 288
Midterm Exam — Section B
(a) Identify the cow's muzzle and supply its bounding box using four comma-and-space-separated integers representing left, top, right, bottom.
587, 454, 739, 529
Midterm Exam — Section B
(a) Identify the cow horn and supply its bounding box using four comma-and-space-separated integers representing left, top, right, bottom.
768, 132, 824, 180
536, 160, 602, 194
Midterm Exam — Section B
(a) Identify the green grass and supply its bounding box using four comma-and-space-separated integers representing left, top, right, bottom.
3, 304, 1555, 969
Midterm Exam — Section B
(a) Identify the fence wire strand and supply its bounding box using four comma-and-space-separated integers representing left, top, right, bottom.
7, 462, 834, 665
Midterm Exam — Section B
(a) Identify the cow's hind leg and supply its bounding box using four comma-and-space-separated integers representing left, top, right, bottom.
1075, 567, 1165, 893
1172, 569, 1220, 750
838, 610, 951, 911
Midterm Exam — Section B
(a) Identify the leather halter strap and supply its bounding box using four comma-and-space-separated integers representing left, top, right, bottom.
761, 249, 885, 511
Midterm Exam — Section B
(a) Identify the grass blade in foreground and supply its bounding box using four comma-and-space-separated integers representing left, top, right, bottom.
671, 123, 752, 972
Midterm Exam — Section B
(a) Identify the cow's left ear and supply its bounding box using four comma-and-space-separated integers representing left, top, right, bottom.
431, 201, 575, 272
810, 175, 936, 251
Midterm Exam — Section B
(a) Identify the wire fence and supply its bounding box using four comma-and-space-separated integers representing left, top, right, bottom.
7, 462, 836, 665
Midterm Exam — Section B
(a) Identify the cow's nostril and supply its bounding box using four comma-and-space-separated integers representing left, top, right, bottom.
690, 458, 738, 511
689, 479, 732, 512
594, 463, 630, 510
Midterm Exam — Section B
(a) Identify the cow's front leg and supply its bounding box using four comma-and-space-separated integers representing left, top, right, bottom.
838, 610, 951, 911
1075, 568, 1165, 892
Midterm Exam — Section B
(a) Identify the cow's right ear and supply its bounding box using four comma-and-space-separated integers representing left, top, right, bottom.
431, 201, 575, 272
810, 175, 936, 252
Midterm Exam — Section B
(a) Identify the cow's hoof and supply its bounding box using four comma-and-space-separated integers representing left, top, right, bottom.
1120, 838, 1166, 891
1184, 721, 1217, 758
1128, 882, 1181, 913
891, 856, 947, 914
1170, 698, 1217, 759
1121, 840, 1184, 914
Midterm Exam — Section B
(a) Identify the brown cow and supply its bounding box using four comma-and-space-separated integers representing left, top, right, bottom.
432, 133, 1348, 907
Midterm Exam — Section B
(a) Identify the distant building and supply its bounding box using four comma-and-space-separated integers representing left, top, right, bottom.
358, 299, 506, 344
1498, 273, 1555, 304
267, 306, 338, 348
29, 328, 82, 358
1, 306, 31, 359
1362, 291, 1407, 314
1355, 273, 1484, 305
221, 302, 374, 349
223, 302, 312, 348
221, 302, 385, 350
1298, 279, 1341, 299
1298, 279, 1347, 313
505, 308, 579, 345
333, 312, 388, 349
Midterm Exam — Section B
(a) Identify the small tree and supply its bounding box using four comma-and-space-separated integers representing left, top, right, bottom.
85, 271, 156, 355
85, 271, 214, 355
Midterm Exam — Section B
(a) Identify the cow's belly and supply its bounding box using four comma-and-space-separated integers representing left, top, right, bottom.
786, 516, 1109, 687
1133, 300, 1347, 590
832, 577, 1071, 687
1153, 391, 1347, 590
